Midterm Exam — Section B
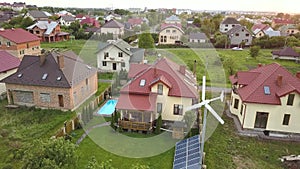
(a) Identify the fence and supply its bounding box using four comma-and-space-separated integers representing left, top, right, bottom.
54, 85, 112, 138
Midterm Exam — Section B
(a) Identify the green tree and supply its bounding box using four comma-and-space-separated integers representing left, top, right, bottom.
141, 23, 150, 32
20, 17, 34, 29
23, 138, 78, 169
239, 19, 254, 31
222, 56, 237, 75
214, 34, 229, 48
86, 157, 115, 169
183, 111, 196, 137
155, 114, 162, 134
138, 32, 154, 49
114, 9, 130, 15
249, 46, 261, 58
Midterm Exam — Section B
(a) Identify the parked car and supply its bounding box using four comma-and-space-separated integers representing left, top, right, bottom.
232, 47, 243, 51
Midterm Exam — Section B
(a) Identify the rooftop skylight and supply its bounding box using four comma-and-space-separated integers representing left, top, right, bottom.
17, 73, 22, 78
140, 79, 146, 87
42, 73, 48, 80
263, 86, 270, 95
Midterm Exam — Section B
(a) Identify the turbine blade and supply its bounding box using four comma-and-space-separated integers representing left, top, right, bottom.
202, 76, 206, 101
220, 90, 225, 102
205, 104, 224, 124
184, 102, 206, 112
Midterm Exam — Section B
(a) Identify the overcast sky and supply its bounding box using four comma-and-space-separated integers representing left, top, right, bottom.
5, 0, 300, 13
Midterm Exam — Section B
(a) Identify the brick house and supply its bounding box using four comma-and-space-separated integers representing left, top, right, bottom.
27, 21, 70, 42
2, 50, 98, 111
0, 51, 20, 95
0, 28, 41, 59
116, 57, 199, 131
229, 63, 300, 134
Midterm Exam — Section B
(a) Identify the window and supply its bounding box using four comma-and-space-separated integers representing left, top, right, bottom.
240, 104, 244, 115
282, 114, 290, 125
36, 30, 40, 34
157, 84, 163, 95
0, 41, 1, 45
254, 112, 268, 129
40, 93, 50, 103
6, 41, 11, 47
118, 52, 123, 57
225, 24, 228, 27
287, 94, 295, 106
233, 98, 239, 109
160, 36, 164, 42
235, 33, 239, 36
245, 39, 249, 42
42, 73, 48, 80
140, 79, 146, 86
27, 43, 29, 48
86, 78, 88, 85
32, 47, 34, 50
232, 25, 235, 27
172, 30, 176, 33
242, 29, 244, 32
164, 36, 167, 42
157, 103, 162, 114
121, 62, 125, 67
224, 28, 228, 31
102, 61, 107, 66
104, 52, 109, 59
173, 104, 183, 115
246, 33, 249, 37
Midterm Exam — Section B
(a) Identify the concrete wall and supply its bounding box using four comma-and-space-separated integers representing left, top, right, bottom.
97, 45, 130, 72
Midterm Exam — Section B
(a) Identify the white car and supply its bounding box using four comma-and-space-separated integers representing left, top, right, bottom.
232, 47, 243, 51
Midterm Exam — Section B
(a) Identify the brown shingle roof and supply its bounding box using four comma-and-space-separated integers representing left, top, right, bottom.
2, 51, 97, 88
221, 17, 240, 25
27, 10, 48, 19
102, 19, 124, 28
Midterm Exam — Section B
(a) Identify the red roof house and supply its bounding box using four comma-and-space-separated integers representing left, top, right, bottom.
116, 57, 199, 132
229, 63, 300, 134
0, 28, 41, 59
80, 17, 100, 28
271, 18, 294, 28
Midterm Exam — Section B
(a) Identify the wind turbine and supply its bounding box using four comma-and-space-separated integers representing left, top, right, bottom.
184, 75, 225, 167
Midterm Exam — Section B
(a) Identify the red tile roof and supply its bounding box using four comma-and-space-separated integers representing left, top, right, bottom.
230, 63, 300, 105
121, 57, 198, 98
0, 28, 40, 43
273, 18, 294, 25
80, 17, 100, 28
128, 63, 150, 78
251, 24, 270, 32
128, 18, 143, 25
161, 23, 182, 30
0, 51, 20, 72
116, 93, 157, 111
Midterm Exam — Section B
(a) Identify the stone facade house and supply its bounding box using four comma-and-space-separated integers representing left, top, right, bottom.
2, 51, 98, 111
219, 17, 240, 33
158, 25, 184, 45
0, 28, 41, 59
116, 57, 199, 131
97, 39, 144, 72
0, 51, 20, 95
100, 19, 124, 39
229, 63, 300, 134
227, 25, 253, 47
27, 21, 70, 42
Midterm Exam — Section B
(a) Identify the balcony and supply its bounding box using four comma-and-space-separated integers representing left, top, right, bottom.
118, 120, 153, 131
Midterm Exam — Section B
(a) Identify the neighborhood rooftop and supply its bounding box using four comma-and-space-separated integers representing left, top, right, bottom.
0, 28, 40, 43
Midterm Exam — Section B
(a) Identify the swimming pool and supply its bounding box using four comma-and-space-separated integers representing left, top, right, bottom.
98, 99, 118, 115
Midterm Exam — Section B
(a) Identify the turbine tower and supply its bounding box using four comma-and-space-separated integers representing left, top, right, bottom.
184, 75, 225, 167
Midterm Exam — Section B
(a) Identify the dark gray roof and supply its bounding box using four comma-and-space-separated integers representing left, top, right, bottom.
189, 32, 207, 40
61, 15, 75, 22
272, 47, 300, 57
2, 50, 97, 88
27, 10, 48, 19
221, 17, 240, 24
226, 25, 251, 35
102, 19, 124, 28
130, 48, 145, 63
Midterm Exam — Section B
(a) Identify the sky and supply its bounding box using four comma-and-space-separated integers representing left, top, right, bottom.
4, 0, 300, 13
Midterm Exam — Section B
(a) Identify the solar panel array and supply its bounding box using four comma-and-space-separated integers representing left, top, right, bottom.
173, 135, 202, 169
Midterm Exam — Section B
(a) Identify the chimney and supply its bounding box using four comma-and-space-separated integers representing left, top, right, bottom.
296, 72, 300, 79
40, 54, 46, 66
277, 74, 283, 87
57, 55, 64, 69
258, 63, 262, 67
193, 60, 197, 76
179, 65, 186, 75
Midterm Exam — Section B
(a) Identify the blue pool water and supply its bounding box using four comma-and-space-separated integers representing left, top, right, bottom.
98, 100, 118, 115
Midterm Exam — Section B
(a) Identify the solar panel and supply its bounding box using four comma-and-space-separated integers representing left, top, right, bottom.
264, 86, 270, 95
173, 135, 202, 169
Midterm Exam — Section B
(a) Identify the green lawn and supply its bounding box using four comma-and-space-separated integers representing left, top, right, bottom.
0, 100, 76, 168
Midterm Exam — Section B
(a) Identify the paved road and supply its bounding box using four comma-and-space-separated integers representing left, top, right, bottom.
200, 86, 232, 94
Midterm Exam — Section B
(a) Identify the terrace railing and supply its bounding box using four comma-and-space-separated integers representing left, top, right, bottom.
119, 120, 153, 131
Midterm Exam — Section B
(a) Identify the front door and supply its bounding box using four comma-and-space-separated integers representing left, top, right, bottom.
254, 112, 268, 129
112, 63, 117, 70
58, 95, 64, 107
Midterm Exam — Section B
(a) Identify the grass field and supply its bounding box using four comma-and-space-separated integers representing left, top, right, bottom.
0, 100, 76, 168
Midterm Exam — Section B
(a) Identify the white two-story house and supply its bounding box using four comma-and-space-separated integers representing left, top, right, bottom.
96, 39, 144, 72
219, 17, 240, 33
229, 63, 300, 134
